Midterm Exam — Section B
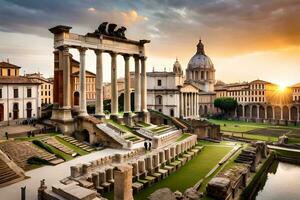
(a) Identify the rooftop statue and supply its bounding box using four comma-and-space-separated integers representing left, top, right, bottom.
86, 22, 127, 39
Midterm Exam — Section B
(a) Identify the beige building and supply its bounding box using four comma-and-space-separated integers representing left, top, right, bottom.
0, 60, 20, 77
26, 73, 53, 105
292, 83, 300, 103
215, 80, 300, 124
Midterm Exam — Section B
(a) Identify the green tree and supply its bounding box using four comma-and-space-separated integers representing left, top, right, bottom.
214, 97, 238, 116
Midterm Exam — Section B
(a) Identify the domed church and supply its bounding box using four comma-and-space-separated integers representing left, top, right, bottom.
147, 40, 216, 119
185, 40, 215, 92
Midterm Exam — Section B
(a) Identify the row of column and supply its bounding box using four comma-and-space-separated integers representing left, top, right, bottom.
180, 92, 198, 117
239, 104, 300, 121
59, 46, 148, 117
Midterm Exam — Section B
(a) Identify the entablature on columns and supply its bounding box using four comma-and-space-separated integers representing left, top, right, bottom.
50, 25, 150, 56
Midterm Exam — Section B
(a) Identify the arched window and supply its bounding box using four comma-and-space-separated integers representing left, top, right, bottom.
26, 102, 32, 118
155, 95, 163, 105
170, 109, 174, 117
13, 103, 19, 119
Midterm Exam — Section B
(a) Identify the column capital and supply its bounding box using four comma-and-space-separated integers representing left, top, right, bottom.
94, 49, 103, 55
109, 51, 117, 57
123, 54, 130, 61
78, 47, 88, 54
140, 56, 147, 61
58, 45, 69, 55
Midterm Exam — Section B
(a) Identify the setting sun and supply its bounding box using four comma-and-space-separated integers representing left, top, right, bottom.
277, 83, 288, 92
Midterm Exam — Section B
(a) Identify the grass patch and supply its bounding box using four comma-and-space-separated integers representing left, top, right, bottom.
55, 136, 89, 156
105, 119, 133, 132
32, 140, 73, 161
209, 119, 300, 133
275, 149, 300, 158
137, 121, 151, 127
132, 145, 232, 200
223, 132, 278, 142
176, 133, 191, 142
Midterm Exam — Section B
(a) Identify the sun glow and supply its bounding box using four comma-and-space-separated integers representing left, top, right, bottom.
278, 83, 288, 92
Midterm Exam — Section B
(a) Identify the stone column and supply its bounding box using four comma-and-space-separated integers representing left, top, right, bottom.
114, 165, 133, 200
95, 50, 104, 117
62, 46, 71, 109
79, 47, 88, 116
196, 93, 198, 117
272, 106, 275, 119
141, 56, 147, 112
190, 93, 192, 116
280, 106, 283, 120
289, 106, 291, 121
242, 105, 245, 118
124, 55, 131, 113
179, 92, 183, 118
264, 106, 267, 119
250, 105, 253, 119
134, 55, 141, 112
257, 105, 260, 119
110, 52, 118, 118
297, 106, 300, 121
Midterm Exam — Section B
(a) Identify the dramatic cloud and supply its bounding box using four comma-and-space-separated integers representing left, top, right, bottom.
0, 0, 299, 84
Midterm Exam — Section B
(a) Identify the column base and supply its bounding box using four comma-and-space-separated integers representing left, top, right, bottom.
50, 108, 74, 135
136, 111, 150, 123
94, 114, 106, 120
78, 111, 89, 117
123, 112, 133, 127
110, 114, 119, 122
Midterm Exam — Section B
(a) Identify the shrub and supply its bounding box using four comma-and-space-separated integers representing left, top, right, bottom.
27, 156, 51, 165
32, 140, 54, 154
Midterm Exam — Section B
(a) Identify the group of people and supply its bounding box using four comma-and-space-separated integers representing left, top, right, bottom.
144, 140, 152, 151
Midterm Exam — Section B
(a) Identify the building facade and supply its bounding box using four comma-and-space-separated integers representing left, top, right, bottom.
26, 73, 53, 105
215, 80, 300, 124
0, 61, 20, 77
0, 76, 40, 124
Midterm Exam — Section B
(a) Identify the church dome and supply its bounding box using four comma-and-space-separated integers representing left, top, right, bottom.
173, 58, 182, 74
187, 40, 214, 69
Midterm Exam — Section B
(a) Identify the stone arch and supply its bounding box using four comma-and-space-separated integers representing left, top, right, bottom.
26, 102, 32, 118
74, 91, 79, 106
291, 106, 297, 121
259, 105, 265, 119
237, 105, 243, 117
267, 106, 273, 119
155, 95, 163, 105
81, 129, 90, 143
245, 105, 250, 118
204, 105, 208, 115
199, 105, 203, 116
252, 105, 257, 118
274, 106, 281, 120
283, 106, 289, 120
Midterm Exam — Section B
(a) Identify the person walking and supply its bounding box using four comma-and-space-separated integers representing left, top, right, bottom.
144, 140, 148, 151
5, 132, 8, 140
148, 140, 152, 151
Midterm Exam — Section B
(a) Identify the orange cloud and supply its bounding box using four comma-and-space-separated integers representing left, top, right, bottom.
121, 10, 148, 25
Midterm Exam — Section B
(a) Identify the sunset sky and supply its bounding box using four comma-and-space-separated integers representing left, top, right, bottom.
0, 0, 299, 86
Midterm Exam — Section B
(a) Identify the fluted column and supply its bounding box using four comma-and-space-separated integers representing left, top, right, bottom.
62, 46, 71, 109
79, 47, 88, 116
134, 55, 141, 112
124, 55, 131, 113
110, 52, 118, 116
141, 56, 147, 112
95, 50, 104, 116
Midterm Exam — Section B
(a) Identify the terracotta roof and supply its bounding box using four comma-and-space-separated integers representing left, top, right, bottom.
0, 76, 40, 84
0, 62, 21, 69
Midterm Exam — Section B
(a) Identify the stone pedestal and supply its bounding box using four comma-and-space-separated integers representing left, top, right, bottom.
51, 108, 74, 135
123, 112, 133, 126
136, 111, 150, 123
114, 164, 133, 200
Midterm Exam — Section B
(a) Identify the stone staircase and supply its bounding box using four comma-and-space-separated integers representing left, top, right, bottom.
171, 117, 189, 131
0, 141, 63, 170
41, 137, 77, 156
0, 158, 21, 186
58, 135, 95, 152
96, 124, 129, 148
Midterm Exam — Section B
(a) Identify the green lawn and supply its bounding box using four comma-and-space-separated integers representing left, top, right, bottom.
133, 145, 232, 200
176, 133, 192, 142
55, 136, 89, 156
105, 119, 133, 132
223, 132, 278, 142
209, 119, 300, 133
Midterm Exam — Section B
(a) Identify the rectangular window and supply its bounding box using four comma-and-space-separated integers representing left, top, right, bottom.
27, 88, 32, 98
14, 88, 18, 98
0, 89, 2, 98
41, 85, 43, 89
41, 91, 43, 96
157, 79, 162, 86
